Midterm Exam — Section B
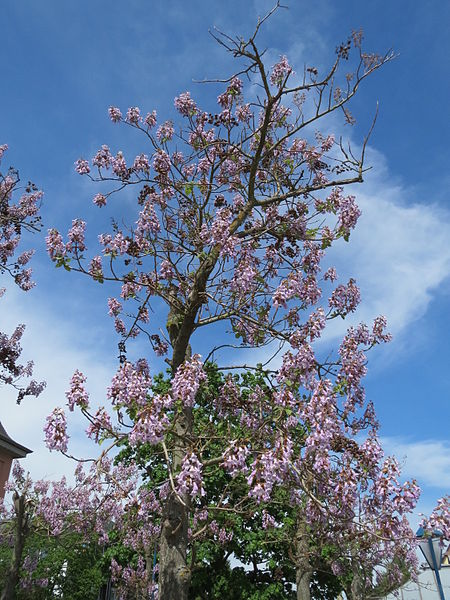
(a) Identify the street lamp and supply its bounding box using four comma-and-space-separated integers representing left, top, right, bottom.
416, 527, 446, 600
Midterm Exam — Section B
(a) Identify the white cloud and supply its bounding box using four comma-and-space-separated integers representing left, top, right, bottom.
382, 436, 450, 490
0, 284, 116, 483
323, 146, 450, 344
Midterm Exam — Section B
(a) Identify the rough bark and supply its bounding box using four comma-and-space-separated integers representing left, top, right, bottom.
159, 396, 192, 600
1, 492, 28, 600
158, 299, 194, 600
295, 518, 312, 600
159, 494, 190, 600
349, 568, 364, 600
296, 569, 311, 600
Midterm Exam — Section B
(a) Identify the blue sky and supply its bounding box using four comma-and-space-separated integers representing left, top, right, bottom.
1, 0, 449, 522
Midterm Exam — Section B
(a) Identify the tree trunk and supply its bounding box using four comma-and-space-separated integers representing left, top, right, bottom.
349, 569, 364, 600
1, 492, 28, 600
159, 407, 192, 600
157, 199, 254, 598
296, 569, 311, 600
159, 305, 193, 600
295, 517, 312, 600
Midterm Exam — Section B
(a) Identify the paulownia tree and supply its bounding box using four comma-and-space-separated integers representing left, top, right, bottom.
0, 144, 45, 403
44, 6, 424, 599
110, 366, 420, 600
0, 457, 151, 599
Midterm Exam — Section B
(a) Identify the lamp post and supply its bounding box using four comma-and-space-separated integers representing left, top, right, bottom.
416, 527, 446, 600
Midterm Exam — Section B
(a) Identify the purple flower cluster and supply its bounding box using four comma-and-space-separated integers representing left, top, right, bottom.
270, 56, 293, 87
109, 106, 122, 122
88, 255, 103, 280
159, 259, 174, 280
144, 110, 157, 128
177, 452, 205, 499
223, 443, 249, 476
44, 407, 68, 452
174, 91, 197, 116
45, 229, 65, 261
133, 153, 150, 173
86, 406, 112, 443
93, 145, 113, 168
129, 394, 172, 446
126, 106, 141, 124
93, 193, 107, 207
66, 219, 87, 253
329, 278, 361, 315
157, 121, 175, 142
153, 150, 171, 174
74, 158, 90, 175
107, 297, 122, 317
66, 370, 90, 412
302, 379, 340, 469
112, 151, 128, 178
277, 342, 316, 389
107, 360, 152, 408
422, 496, 450, 539
337, 194, 361, 235
171, 354, 206, 408
248, 437, 292, 502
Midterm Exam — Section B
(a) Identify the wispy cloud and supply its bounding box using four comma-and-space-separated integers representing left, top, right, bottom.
0, 284, 116, 482
322, 146, 450, 346
382, 436, 450, 490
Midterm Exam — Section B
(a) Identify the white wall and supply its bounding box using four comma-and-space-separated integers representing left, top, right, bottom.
384, 567, 450, 600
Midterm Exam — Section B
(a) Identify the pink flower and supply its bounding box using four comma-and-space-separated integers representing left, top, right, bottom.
371, 315, 392, 344
159, 260, 174, 280
324, 267, 337, 282
92, 145, 113, 169
235, 103, 252, 123
177, 452, 205, 499
109, 106, 122, 122
329, 278, 360, 315
137, 202, 160, 234
66, 370, 89, 412
44, 408, 68, 452
107, 361, 152, 408
46, 229, 65, 261
171, 354, 206, 408
93, 193, 107, 207
129, 394, 172, 446
133, 153, 150, 173
338, 194, 361, 235
157, 121, 174, 142
74, 158, 90, 175
153, 150, 171, 174
112, 152, 128, 178
270, 56, 293, 87
86, 407, 113, 443
144, 110, 157, 128
67, 219, 87, 252
126, 106, 141, 124
223, 443, 249, 476
110, 232, 129, 254
174, 92, 197, 116
89, 255, 103, 280
108, 297, 122, 317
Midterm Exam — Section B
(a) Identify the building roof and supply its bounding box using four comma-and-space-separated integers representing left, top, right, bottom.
0, 421, 32, 459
